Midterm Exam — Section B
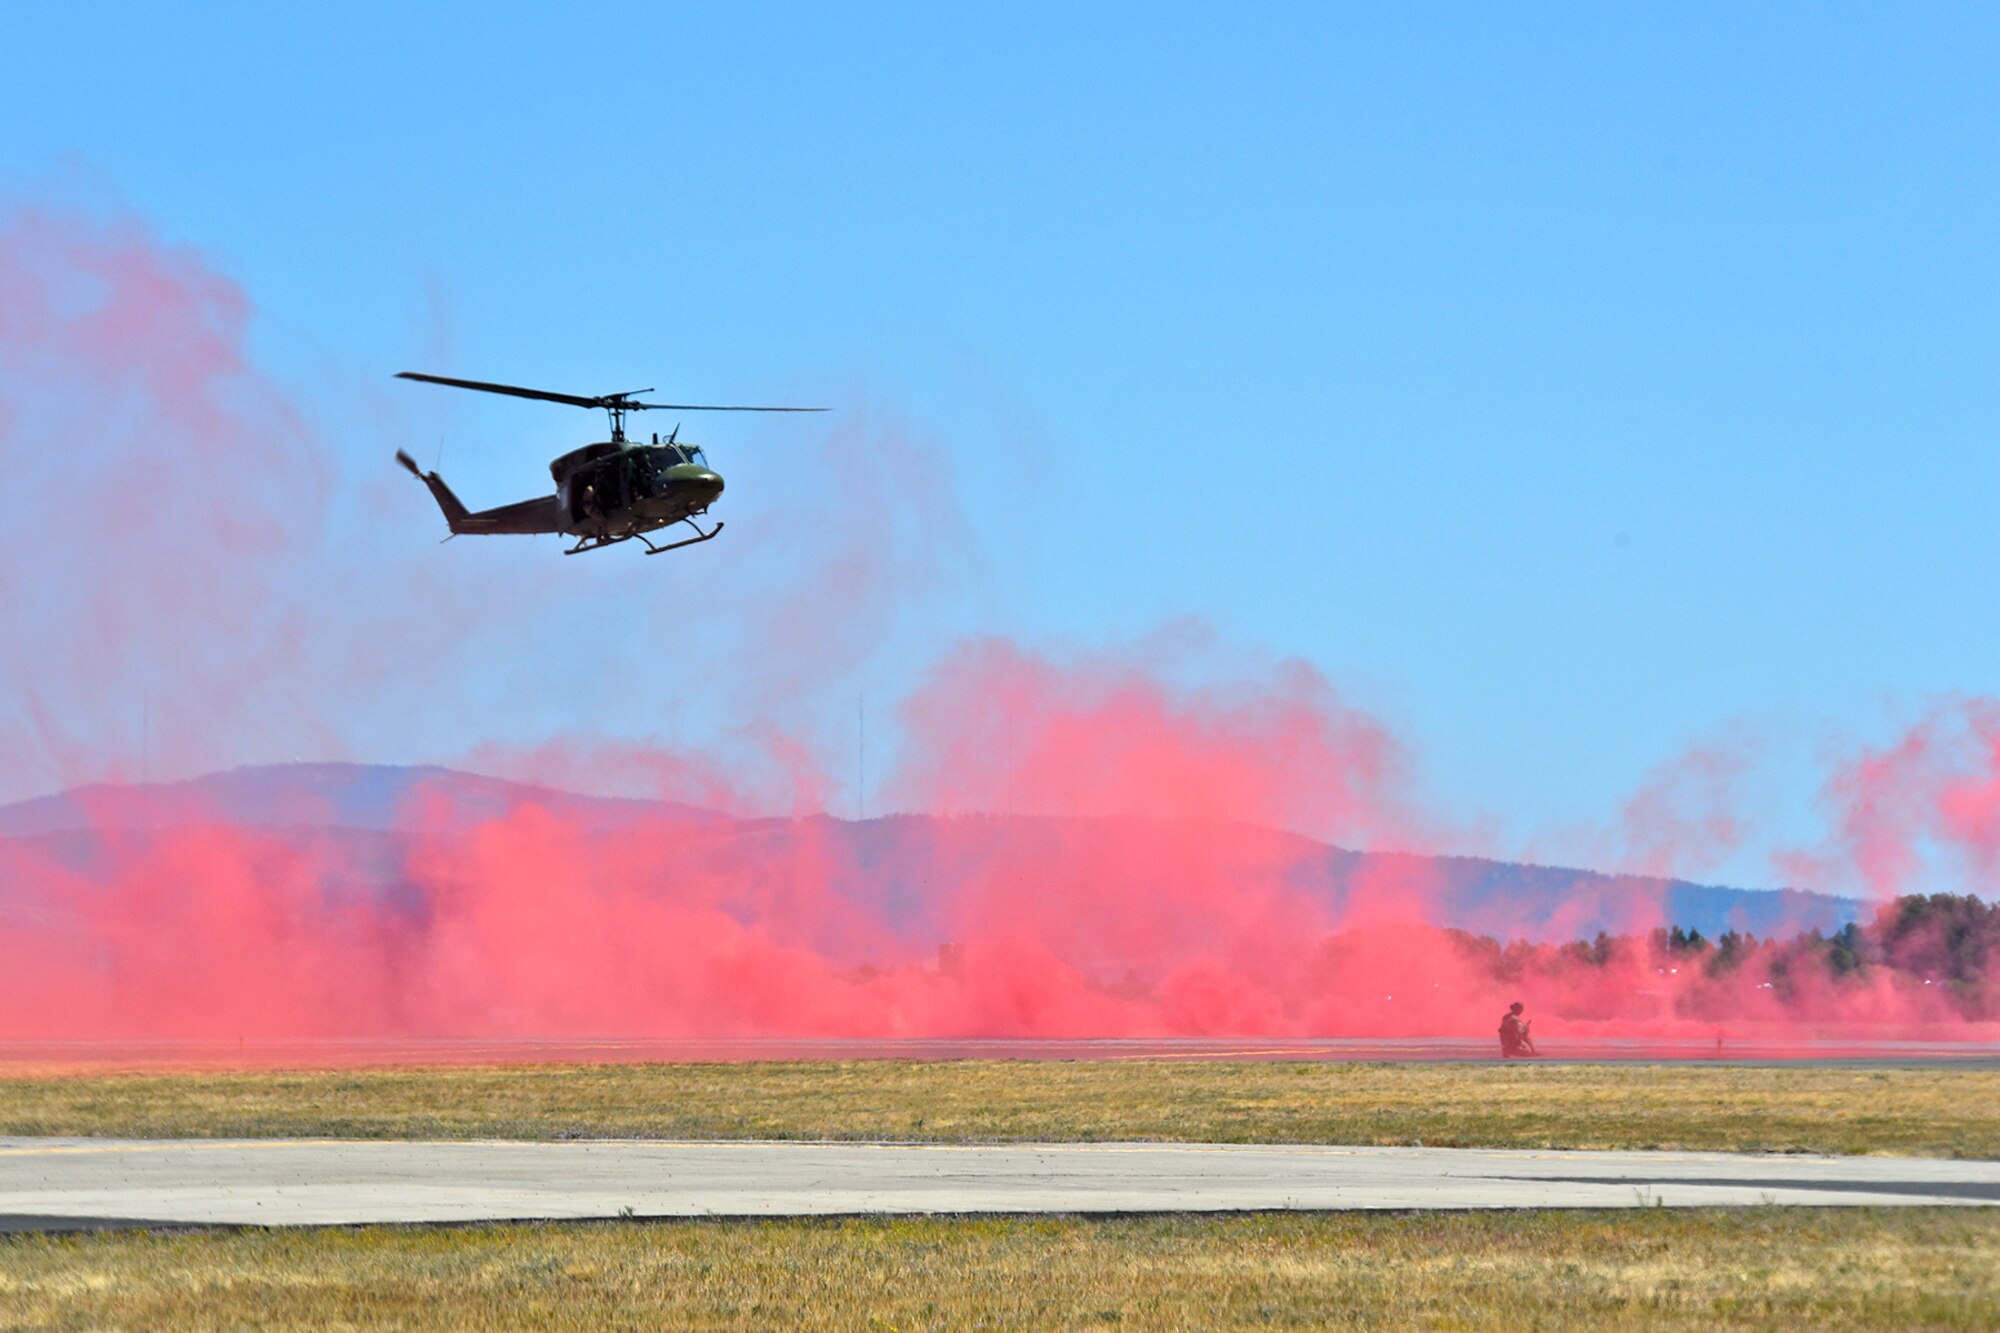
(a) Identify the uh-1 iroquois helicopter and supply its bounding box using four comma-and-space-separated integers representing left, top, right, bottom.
393, 371, 825, 555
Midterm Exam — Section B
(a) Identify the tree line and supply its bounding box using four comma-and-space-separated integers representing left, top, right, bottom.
1444, 893, 1998, 1021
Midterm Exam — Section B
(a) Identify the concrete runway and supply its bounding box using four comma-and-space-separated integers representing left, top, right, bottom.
2, 1138, 1995, 1229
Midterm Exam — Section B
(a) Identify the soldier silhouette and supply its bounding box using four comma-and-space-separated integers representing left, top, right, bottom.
1499, 1001, 1537, 1058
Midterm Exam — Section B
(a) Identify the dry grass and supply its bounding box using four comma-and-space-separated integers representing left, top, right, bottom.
0, 1061, 1995, 1157
2, 1209, 1996, 1330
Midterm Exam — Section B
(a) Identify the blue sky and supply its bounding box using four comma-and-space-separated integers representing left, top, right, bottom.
3, 4, 1998, 882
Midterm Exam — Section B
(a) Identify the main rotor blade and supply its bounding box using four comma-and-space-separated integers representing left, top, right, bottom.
628, 402, 827, 412
396, 372, 605, 410
398, 372, 827, 414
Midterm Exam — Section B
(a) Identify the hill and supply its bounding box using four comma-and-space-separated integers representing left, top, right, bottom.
0, 763, 1858, 943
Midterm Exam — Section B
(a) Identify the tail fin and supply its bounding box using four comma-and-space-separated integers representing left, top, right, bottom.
395, 450, 471, 532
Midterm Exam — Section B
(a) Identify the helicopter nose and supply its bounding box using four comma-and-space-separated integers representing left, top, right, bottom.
661, 463, 723, 503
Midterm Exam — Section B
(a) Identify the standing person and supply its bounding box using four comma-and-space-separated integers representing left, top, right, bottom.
1499, 1001, 1537, 1058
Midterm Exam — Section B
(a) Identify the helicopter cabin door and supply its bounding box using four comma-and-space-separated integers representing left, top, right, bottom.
569, 456, 629, 527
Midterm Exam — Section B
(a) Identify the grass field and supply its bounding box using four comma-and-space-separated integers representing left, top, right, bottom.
3, 1209, 1996, 1330
1, 1060, 1996, 1156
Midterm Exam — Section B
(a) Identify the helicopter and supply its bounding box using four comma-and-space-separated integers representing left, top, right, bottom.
392, 371, 824, 555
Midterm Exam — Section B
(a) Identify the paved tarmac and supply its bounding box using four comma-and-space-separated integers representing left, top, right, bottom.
1, 1138, 1995, 1229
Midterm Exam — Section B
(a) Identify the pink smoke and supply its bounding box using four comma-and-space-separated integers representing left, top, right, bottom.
0, 206, 328, 788
1, 198, 1996, 1054
1, 642, 1992, 1045
1783, 699, 2000, 900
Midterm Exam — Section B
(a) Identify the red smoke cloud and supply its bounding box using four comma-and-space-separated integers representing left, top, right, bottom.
0, 205, 328, 788
1, 199, 1995, 1054
890, 635, 1415, 841
1, 644, 1993, 1046
1782, 699, 2000, 901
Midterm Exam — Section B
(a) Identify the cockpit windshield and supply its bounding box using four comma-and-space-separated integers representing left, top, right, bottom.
648, 443, 707, 468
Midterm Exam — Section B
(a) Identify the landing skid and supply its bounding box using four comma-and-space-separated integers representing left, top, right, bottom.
564, 517, 724, 556
643, 517, 724, 555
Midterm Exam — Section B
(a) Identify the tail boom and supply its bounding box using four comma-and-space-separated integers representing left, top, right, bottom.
395, 451, 561, 535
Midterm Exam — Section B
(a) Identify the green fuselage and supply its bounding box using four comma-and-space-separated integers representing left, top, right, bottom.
560, 444, 724, 539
